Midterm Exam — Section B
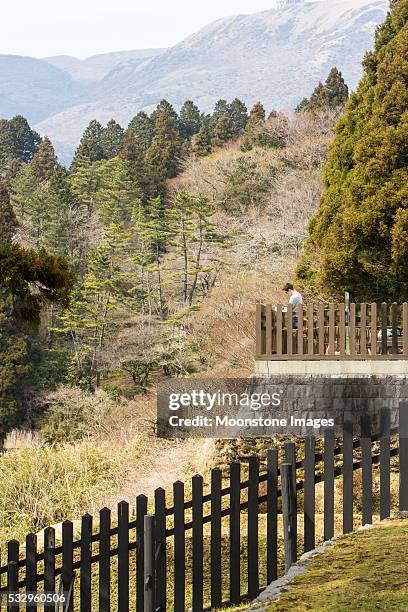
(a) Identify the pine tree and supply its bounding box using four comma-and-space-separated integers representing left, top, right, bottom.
71, 120, 105, 168
69, 155, 102, 276
120, 128, 152, 202
0, 182, 17, 242
179, 100, 202, 139
212, 114, 234, 147
0, 116, 40, 174
136, 196, 176, 320
212, 99, 229, 120
127, 112, 154, 152
150, 100, 179, 127
192, 124, 212, 157
241, 102, 266, 150
296, 67, 349, 113
30, 137, 58, 181
0, 237, 74, 436
228, 98, 249, 136
297, 1, 408, 301
173, 190, 228, 305
100, 119, 124, 159
145, 105, 183, 181
93, 157, 140, 227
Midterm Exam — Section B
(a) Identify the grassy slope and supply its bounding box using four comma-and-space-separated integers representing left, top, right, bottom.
266, 519, 408, 612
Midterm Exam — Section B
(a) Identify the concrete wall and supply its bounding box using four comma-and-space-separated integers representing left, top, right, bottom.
255, 359, 408, 377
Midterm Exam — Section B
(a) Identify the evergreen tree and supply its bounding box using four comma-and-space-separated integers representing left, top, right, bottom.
241, 102, 266, 150
127, 112, 154, 152
150, 100, 179, 127
0, 182, 17, 242
59, 222, 140, 389
120, 128, 152, 202
0, 116, 41, 173
296, 67, 349, 113
179, 100, 202, 139
145, 104, 183, 181
136, 196, 176, 320
297, 1, 408, 301
30, 137, 58, 181
100, 119, 125, 159
0, 226, 74, 436
93, 157, 140, 227
212, 99, 229, 121
228, 98, 249, 136
71, 120, 105, 168
212, 114, 234, 147
192, 124, 213, 157
173, 191, 228, 305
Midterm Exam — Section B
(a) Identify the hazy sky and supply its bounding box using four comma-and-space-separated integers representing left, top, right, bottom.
0, 0, 291, 59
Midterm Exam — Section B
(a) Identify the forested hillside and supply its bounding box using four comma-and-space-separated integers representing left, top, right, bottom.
298, 0, 408, 302
0, 66, 344, 543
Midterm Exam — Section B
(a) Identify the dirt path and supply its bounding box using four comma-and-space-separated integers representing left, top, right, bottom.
107, 436, 216, 508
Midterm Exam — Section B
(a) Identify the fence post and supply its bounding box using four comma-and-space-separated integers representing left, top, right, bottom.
80, 513, 92, 612
44, 526, 56, 594
7, 539, 19, 612
266, 449, 278, 583
303, 437, 315, 552
281, 463, 296, 572
229, 461, 241, 605
99, 508, 111, 612
380, 408, 391, 520
361, 415, 372, 525
284, 442, 297, 548
136, 494, 148, 612
173, 481, 185, 612
144, 515, 155, 612
343, 417, 354, 533
323, 429, 335, 541
154, 488, 166, 612
248, 456, 259, 599
118, 501, 130, 612
399, 402, 408, 511
7, 560, 18, 612
26, 533, 37, 612
62, 520, 74, 612
192, 475, 204, 611
210, 469, 222, 610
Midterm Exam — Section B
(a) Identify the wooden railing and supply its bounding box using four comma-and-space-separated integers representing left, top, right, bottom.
256, 302, 408, 360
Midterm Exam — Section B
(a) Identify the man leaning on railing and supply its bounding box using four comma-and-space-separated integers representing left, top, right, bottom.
282, 283, 303, 329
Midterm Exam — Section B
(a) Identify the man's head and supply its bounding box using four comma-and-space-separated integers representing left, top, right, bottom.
283, 282, 294, 296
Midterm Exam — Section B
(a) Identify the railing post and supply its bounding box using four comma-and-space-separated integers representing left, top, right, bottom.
281, 463, 296, 572
399, 402, 408, 511
144, 515, 155, 612
256, 304, 265, 357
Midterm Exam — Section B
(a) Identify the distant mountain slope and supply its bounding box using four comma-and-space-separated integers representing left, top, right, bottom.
45, 49, 166, 82
0, 55, 81, 124
35, 0, 388, 161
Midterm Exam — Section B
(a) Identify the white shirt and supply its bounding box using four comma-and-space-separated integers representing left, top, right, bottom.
289, 290, 303, 314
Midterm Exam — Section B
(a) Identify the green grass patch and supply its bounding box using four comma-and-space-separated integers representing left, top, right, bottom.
266, 519, 408, 611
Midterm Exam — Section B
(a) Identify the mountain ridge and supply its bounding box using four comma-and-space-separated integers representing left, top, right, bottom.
6, 0, 387, 163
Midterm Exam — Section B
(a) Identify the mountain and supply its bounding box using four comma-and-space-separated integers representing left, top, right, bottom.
33, 0, 388, 162
0, 55, 82, 124
45, 49, 166, 82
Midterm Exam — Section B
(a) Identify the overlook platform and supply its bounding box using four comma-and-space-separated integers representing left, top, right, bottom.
255, 302, 408, 376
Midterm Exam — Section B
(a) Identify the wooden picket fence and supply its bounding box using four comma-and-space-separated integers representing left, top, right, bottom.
2, 403, 408, 611
256, 302, 408, 359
